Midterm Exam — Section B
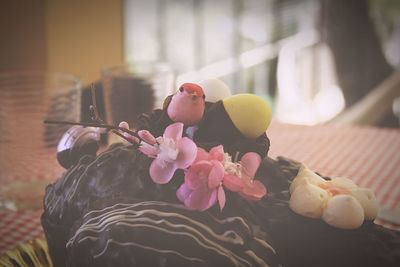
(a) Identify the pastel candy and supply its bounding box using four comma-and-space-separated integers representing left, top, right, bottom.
198, 78, 231, 103
351, 188, 379, 220
322, 195, 365, 229
289, 182, 329, 218
289, 166, 326, 194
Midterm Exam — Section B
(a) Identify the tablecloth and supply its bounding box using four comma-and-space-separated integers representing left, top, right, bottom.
1, 122, 399, 254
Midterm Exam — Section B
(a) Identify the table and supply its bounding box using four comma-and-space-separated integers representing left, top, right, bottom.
267, 123, 400, 216
1, 122, 399, 254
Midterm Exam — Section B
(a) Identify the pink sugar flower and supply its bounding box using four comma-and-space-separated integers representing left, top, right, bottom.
176, 159, 226, 211
177, 146, 267, 211
221, 151, 266, 200
139, 122, 197, 184
195, 145, 225, 162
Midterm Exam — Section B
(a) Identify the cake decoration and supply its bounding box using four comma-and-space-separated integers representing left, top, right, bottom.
41, 79, 400, 267
166, 83, 205, 126
117, 82, 207, 143
139, 122, 197, 184
198, 78, 232, 103
176, 145, 267, 211
222, 94, 272, 139
289, 165, 379, 229
137, 123, 267, 211
191, 94, 271, 159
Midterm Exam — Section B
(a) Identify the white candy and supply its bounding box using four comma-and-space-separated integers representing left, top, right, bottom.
329, 177, 358, 190
351, 188, 379, 220
288, 164, 380, 229
198, 78, 231, 103
289, 166, 326, 194
322, 195, 365, 229
289, 182, 329, 218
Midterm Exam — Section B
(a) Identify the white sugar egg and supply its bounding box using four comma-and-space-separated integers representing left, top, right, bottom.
351, 188, 379, 220
322, 195, 364, 229
289, 182, 329, 218
198, 78, 231, 103
329, 177, 358, 190
289, 166, 326, 194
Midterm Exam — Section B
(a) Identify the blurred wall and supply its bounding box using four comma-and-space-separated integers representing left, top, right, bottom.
0, 0, 47, 71
0, 0, 124, 85
46, 0, 124, 84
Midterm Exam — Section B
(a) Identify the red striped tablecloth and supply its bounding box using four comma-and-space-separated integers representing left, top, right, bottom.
0, 122, 399, 254
267, 122, 400, 229
0, 209, 43, 254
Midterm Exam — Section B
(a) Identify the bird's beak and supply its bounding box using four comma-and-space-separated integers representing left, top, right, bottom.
189, 91, 199, 100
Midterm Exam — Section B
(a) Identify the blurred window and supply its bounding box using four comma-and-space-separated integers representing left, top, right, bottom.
123, 0, 366, 124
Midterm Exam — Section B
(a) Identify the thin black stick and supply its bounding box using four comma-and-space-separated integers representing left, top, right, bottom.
89, 83, 137, 144
90, 83, 105, 124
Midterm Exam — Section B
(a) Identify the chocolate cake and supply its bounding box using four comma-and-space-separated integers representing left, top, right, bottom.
42, 144, 279, 266
42, 83, 400, 266
41, 143, 400, 267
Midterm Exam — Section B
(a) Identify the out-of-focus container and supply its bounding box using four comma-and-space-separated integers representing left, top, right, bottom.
101, 62, 175, 128
0, 72, 81, 210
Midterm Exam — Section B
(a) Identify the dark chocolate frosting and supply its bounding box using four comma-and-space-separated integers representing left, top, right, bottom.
42, 144, 279, 266
42, 144, 400, 267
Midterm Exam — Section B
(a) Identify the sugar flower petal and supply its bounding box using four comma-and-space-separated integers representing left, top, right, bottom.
218, 185, 226, 211
175, 137, 197, 169
240, 152, 261, 178
149, 160, 177, 184
195, 147, 210, 162
176, 183, 192, 203
207, 161, 225, 189
139, 144, 159, 157
204, 189, 218, 211
223, 174, 245, 192
185, 186, 217, 211
185, 161, 212, 190
209, 145, 225, 161
164, 122, 183, 140
240, 180, 267, 201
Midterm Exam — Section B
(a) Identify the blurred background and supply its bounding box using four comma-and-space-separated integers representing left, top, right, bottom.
1, 0, 400, 126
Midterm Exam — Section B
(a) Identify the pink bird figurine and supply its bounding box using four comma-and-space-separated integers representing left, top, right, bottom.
167, 83, 205, 126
